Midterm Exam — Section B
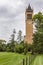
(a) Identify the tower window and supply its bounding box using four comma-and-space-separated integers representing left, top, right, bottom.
27, 14, 32, 19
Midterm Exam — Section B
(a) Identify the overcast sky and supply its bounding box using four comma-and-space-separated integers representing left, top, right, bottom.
0, 0, 43, 42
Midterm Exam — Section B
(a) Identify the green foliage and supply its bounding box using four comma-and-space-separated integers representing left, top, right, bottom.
15, 44, 24, 53
7, 29, 16, 52
28, 44, 32, 52
0, 40, 6, 52
6, 42, 15, 52
24, 43, 28, 55
17, 30, 22, 43
32, 12, 43, 54
0, 28, 24, 53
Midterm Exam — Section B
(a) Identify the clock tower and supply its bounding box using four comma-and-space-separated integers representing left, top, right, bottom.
25, 4, 33, 44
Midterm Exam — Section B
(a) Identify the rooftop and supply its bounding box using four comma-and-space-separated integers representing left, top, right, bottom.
26, 4, 33, 12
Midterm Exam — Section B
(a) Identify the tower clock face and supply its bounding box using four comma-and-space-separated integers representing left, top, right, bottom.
27, 14, 32, 19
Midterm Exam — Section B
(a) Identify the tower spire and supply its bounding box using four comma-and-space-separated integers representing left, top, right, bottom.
26, 4, 33, 12
28, 4, 31, 10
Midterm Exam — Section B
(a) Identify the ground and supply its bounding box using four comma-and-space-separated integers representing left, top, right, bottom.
0, 52, 43, 65
0, 52, 24, 65
31, 55, 43, 65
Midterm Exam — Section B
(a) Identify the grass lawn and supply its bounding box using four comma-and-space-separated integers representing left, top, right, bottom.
0, 52, 43, 65
0, 52, 25, 65
31, 55, 43, 65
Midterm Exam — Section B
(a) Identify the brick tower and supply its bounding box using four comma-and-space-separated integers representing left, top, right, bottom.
25, 4, 33, 44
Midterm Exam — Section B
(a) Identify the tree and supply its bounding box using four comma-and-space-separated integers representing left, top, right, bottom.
17, 30, 22, 43
0, 40, 6, 52
24, 43, 28, 55
15, 44, 24, 53
32, 12, 43, 54
7, 29, 16, 52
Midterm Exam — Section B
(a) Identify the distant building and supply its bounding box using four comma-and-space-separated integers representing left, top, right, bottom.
24, 4, 33, 44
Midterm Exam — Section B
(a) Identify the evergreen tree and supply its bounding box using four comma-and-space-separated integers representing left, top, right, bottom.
7, 29, 16, 52
17, 30, 22, 43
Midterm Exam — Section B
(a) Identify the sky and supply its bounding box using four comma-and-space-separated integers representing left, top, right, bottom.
0, 0, 43, 42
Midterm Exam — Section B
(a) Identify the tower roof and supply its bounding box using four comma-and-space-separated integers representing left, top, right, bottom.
26, 4, 33, 12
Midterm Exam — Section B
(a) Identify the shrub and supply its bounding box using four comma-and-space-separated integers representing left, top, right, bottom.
15, 44, 24, 53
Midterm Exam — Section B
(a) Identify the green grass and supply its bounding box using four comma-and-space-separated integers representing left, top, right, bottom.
31, 55, 43, 65
0, 52, 43, 65
0, 52, 25, 65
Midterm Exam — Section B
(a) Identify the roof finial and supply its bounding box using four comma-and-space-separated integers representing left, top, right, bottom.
28, 4, 31, 10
